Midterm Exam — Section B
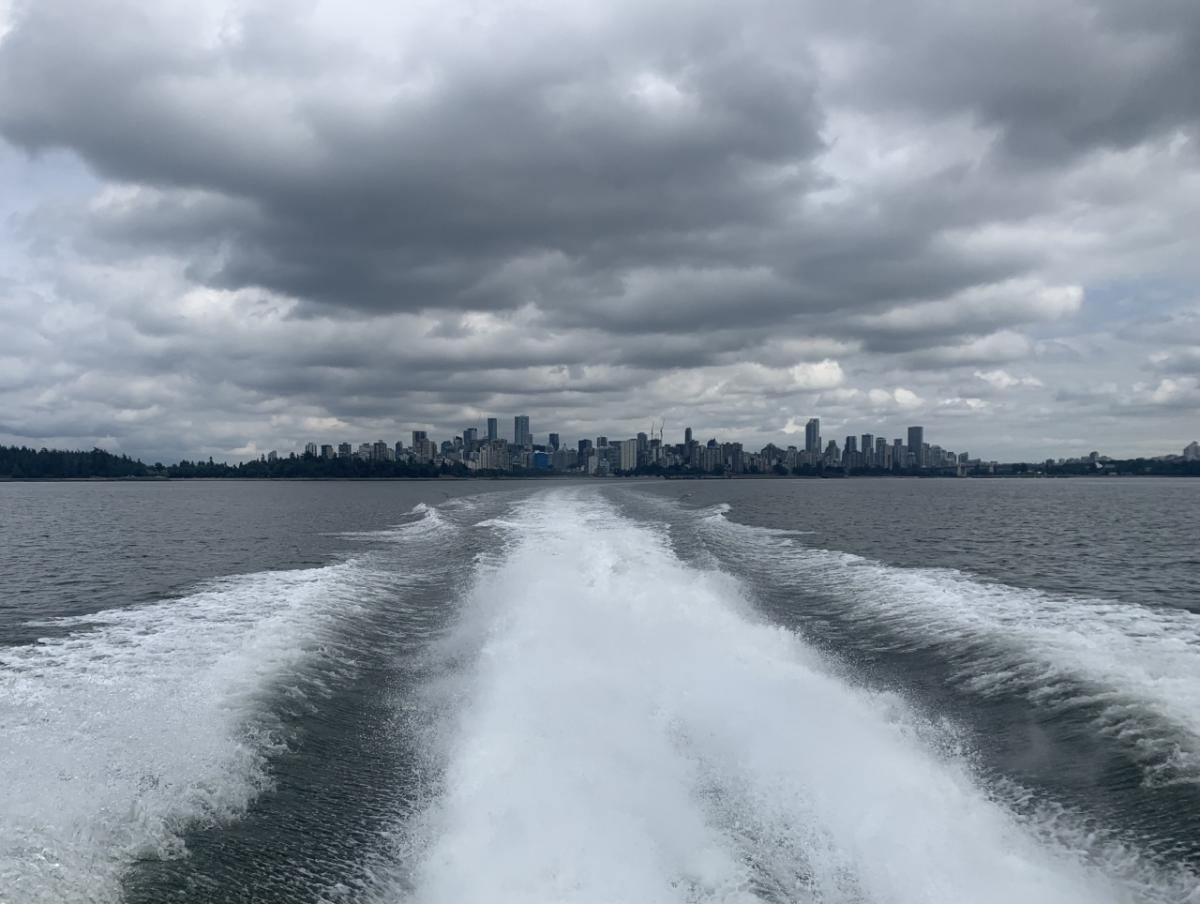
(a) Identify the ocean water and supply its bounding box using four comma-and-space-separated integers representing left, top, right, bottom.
1, 478, 1198, 903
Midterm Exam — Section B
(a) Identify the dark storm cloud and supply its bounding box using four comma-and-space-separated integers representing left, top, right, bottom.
2, 0, 1200, 460
0, 0, 826, 317
819, 0, 1200, 162
0, 0, 1058, 330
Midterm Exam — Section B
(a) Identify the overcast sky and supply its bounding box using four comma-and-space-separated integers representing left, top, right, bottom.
2, 0, 1199, 462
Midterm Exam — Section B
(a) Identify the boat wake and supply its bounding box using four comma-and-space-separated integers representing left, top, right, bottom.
380, 489, 1194, 903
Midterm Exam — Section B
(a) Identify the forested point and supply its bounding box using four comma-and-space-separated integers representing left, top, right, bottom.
0, 445, 470, 479
0, 445, 149, 479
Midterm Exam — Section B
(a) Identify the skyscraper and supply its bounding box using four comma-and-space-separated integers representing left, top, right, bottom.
514, 415, 530, 448
487, 417, 498, 442
685, 426, 693, 445
907, 426, 925, 468
805, 418, 820, 454
618, 439, 638, 471
548, 432, 560, 451
861, 433, 873, 467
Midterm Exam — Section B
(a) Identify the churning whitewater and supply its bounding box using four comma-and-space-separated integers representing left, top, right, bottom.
385, 489, 1191, 904
3, 486, 1198, 904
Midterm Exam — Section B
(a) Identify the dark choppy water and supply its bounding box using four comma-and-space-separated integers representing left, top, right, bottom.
1, 478, 1199, 903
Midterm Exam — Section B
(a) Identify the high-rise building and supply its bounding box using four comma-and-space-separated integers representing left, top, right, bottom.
619, 439, 638, 472
304, 442, 318, 457
685, 426, 693, 445
578, 438, 593, 455
514, 415, 531, 448
487, 418, 498, 442
412, 430, 427, 448
337, 442, 352, 458
861, 434, 874, 467
597, 436, 608, 448
320, 444, 335, 459
805, 418, 820, 454
548, 432, 560, 451
907, 426, 925, 468
463, 427, 478, 447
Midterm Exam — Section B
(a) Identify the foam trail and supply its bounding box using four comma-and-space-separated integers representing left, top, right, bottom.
0, 563, 365, 904
698, 510, 1200, 784
393, 489, 1180, 904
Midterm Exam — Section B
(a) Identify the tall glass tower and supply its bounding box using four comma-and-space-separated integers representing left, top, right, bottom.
514, 415, 531, 448
907, 426, 925, 468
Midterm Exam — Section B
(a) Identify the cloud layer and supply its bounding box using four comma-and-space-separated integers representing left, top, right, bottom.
2, 0, 1199, 460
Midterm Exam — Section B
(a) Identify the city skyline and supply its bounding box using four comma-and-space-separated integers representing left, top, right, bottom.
187, 410, 1197, 469
243, 411, 1198, 476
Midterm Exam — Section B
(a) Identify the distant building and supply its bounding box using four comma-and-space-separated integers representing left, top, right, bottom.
463, 427, 478, 447
514, 415, 531, 448
548, 432, 560, 451
267, 450, 278, 462
304, 442, 318, 457
337, 442, 352, 459
907, 426, 925, 468
685, 426, 693, 445
805, 418, 820, 454
619, 439, 638, 472
320, 444, 335, 459
487, 418, 498, 443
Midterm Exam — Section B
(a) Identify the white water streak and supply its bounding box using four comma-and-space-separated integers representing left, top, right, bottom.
398, 489, 1172, 903
0, 563, 364, 904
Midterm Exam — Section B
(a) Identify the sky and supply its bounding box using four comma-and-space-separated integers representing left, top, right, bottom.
1, 0, 1199, 463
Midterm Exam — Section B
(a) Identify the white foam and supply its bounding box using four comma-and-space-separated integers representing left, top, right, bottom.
389, 489, 1182, 903
701, 511, 1200, 785
334, 502, 452, 542
0, 563, 366, 904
